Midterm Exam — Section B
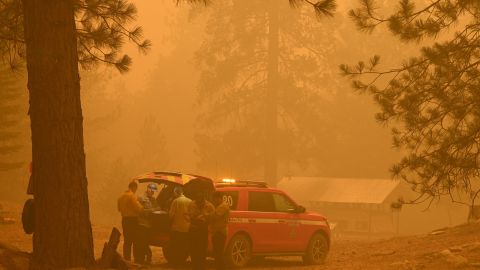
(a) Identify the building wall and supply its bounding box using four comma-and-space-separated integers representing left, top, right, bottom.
299, 188, 469, 239
285, 179, 471, 238
386, 183, 469, 234
397, 200, 468, 234
304, 201, 398, 239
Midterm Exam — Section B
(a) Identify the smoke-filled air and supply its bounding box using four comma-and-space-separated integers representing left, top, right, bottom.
1, 0, 480, 269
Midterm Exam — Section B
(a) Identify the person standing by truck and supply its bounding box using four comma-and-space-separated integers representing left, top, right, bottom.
157, 183, 175, 211
137, 183, 159, 264
168, 186, 191, 267
117, 180, 144, 261
188, 192, 214, 270
210, 191, 230, 270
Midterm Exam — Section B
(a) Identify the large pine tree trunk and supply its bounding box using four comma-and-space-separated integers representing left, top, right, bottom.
22, 0, 95, 268
265, 0, 279, 186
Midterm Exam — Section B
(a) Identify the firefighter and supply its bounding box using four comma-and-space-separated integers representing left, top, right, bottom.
168, 186, 192, 267
137, 183, 159, 264
117, 180, 144, 261
157, 183, 175, 211
210, 191, 230, 270
187, 192, 215, 270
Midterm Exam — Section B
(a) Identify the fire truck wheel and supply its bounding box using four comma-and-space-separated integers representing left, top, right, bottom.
303, 233, 328, 265
225, 234, 252, 268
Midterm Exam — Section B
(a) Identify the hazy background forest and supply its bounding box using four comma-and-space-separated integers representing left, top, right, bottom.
1, 0, 426, 224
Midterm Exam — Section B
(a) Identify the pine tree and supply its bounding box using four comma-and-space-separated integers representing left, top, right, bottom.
341, 0, 480, 209
195, 0, 336, 184
0, 0, 333, 266
1, 0, 151, 268
136, 114, 168, 171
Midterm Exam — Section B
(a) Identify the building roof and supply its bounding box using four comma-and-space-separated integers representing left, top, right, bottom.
278, 177, 401, 204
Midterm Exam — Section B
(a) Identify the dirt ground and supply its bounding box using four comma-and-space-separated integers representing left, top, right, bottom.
2, 201, 480, 270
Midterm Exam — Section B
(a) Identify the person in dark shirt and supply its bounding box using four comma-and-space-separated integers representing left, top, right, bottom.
210, 191, 230, 270
157, 183, 175, 211
137, 183, 159, 264
187, 192, 214, 270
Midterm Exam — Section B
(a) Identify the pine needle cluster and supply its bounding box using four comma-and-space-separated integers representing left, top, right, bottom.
342, 0, 480, 207
0, 0, 151, 72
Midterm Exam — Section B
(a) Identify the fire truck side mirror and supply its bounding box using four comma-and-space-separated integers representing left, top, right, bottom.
296, 205, 306, 214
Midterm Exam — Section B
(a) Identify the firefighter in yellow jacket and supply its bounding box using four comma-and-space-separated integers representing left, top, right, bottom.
210, 191, 230, 270
117, 180, 144, 262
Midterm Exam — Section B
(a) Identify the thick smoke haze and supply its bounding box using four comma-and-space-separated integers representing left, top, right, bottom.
0, 0, 462, 230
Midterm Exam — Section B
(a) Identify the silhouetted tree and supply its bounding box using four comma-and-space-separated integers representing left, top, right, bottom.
136, 114, 168, 171
90, 156, 130, 223
341, 0, 480, 209
195, 0, 336, 184
0, 0, 333, 266
0, 0, 149, 268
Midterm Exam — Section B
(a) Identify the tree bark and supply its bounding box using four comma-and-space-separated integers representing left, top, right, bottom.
265, 0, 279, 187
22, 0, 94, 268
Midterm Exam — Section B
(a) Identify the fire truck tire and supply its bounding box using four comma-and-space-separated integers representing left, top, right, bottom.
303, 233, 328, 265
225, 234, 252, 268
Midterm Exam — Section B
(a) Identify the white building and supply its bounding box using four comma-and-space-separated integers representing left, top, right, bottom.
278, 177, 468, 239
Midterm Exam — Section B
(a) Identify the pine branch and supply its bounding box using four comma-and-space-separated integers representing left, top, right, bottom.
344, 0, 480, 206
289, 0, 337, 18
74, 0, 151, 72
